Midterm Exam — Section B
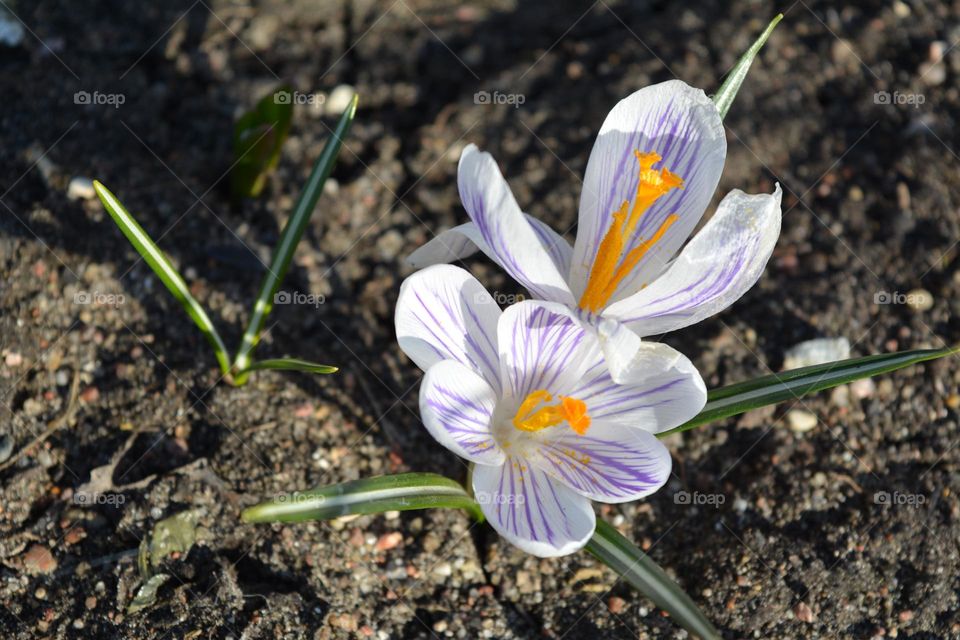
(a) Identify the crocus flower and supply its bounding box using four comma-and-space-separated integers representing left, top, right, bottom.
396, 264, 706, 556
409, 80, 782, 381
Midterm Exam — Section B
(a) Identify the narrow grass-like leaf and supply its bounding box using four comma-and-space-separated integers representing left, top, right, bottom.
662, 344, 959, 436
713, 14, 783, 119
235, 357, 338, 375
586, 520, 720, 640
93, 181, 231, 374
232, 94, 358, 383
231, 85, 294, 199
241, 472, 483, 523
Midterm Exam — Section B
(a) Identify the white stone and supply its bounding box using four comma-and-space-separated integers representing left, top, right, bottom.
783, 338, 850, 370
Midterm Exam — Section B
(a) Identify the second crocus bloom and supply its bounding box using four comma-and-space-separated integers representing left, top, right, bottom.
409, 79, 782, 382
396, 264, 707, 556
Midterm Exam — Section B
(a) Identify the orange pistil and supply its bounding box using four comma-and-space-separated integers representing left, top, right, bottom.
513, 390, 591, 435
578, 150, 683, 313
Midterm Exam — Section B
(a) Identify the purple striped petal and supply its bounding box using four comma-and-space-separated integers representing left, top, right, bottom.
407, 215, 573, 278
571, 80, 726, 304
529, 421, 671, 503
569, 342, 706, 432
396, 265, 502, 393
459, 144, 575, 305
472, 456, 595, 557
420, 360, 504, 465
497, 301, 593, 401
605, 185, 782, 336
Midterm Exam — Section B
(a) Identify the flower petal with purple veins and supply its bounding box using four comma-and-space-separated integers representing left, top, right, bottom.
605, 185, 782, 336
420, 360, 504, 466
529, 421, 671, 503
571, 80, 727, 303
396, 265, 502, 392
459, 144, 576, 305
472, 456, 595, 557
497, 301, 594, 401
570, 346, 706, 432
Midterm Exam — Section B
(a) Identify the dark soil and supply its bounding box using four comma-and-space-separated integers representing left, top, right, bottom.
2, 1, 960, 638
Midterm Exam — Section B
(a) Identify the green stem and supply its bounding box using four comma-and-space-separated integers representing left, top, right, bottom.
231, 94, 358, 384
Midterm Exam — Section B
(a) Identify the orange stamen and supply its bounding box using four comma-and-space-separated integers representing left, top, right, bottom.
578, 150, 683, 313
513, 390, 591, 435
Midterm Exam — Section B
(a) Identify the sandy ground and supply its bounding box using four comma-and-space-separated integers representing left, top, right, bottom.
2, 1, 960, 638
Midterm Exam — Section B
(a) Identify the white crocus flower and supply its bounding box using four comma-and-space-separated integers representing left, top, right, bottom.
409, 80, 782, 382
395, 265, 706, 557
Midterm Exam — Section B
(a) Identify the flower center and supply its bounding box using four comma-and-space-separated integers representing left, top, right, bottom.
578, 150, 684, 313
512, 390, 591, 435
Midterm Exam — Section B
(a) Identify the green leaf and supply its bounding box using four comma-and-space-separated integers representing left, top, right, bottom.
586, 520, 720, 640
241, 472, 483, 523
662, 345, 959, 436
713, 14, 783, 119
231, 85, 295, 199
93, 181, 231, 374
232, 93, 358, 384
236, 357, 338, 375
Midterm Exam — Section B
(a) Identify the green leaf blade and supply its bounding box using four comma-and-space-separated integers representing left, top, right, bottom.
236, 357, 338, 376
663, 345, 959, 436
232, 93, 359, 383
93, 181, 231, 374
586, 520, 720, 640
231, 85, 295, 199
241, 472, 483, 523
713, 14, 783, 119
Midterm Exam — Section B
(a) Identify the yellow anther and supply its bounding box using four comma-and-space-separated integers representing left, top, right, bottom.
578, 150, 683, 313
512, 390, 591, 435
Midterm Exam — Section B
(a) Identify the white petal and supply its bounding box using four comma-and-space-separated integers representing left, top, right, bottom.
407, 222, 485, 268
497, 301, 595, 401
407, 215, 573, 278
571, 80, 727, 303
420, 360, 505, 466
459, 144, 575, 304
529, 421, 671, 503
473, 457, 595, 557
569, 339, 706, 433
396, 265, 502, 392
595, 317, 700, 386
604, 185, 782, 336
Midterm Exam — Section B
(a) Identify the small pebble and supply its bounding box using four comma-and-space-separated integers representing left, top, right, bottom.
66, 177, 96, 201
375, 532, 403, 551
850, 378, 875, 400
0, 434, 13, 464
784, 338, 850, 370
794, 601, 816, 623
325, 85, 355, 116
787, 410, 818, 433
905, 288, 933, 312
85, 596, 97, 610
22, 545, 57, 574
946, 394, 960, 410
4, 351, 23, 367
607, 596, 626, 614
